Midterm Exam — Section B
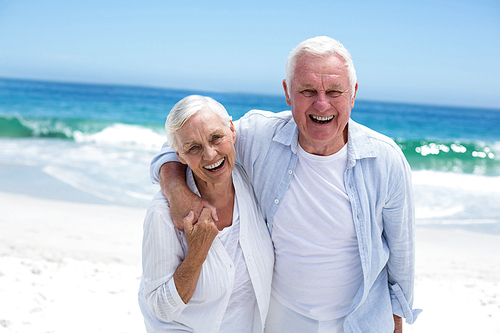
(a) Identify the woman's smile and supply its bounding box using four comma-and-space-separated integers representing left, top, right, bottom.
204, 157, 225, 171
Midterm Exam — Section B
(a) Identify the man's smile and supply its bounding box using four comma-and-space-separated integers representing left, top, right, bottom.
309, 115, 334, 124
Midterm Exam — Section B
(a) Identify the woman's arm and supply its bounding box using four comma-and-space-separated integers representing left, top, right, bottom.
173, 209, 218, 303
142, 206, 218, 322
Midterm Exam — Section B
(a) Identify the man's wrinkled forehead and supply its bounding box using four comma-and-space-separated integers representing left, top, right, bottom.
294, 55, 348, 82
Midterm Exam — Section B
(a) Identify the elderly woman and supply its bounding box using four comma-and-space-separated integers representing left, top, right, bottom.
138, 95, 274, 333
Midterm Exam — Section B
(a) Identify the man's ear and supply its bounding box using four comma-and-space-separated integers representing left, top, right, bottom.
283, 79, 291, 106
351, 82, 358, 109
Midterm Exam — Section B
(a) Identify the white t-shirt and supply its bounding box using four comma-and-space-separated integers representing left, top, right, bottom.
218, 200, 256, 333
271, 143, 363, 321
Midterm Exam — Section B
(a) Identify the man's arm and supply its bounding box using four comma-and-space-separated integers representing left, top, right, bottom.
384, 154, 421, 325
159, 162, 217, 231
394, 314, 402, 333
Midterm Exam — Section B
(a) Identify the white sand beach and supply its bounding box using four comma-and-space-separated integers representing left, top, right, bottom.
1, 189, 499, 332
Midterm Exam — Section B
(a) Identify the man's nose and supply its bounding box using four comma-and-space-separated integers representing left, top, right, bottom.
314, 91, 330, 112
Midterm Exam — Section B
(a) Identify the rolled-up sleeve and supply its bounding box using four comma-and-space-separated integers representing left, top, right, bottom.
150, 142, 179, 184
383, 158, 422, 324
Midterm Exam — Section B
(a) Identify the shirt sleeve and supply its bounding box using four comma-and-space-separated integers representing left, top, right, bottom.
382, 156, 422, 324
141, 202, 187, 322
150, 141, 180, 184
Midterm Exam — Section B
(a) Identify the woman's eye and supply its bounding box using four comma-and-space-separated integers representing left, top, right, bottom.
212, 134, 223, 142
188, 146, 200, 153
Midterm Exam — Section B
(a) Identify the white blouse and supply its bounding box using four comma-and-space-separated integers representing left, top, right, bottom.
138, 165, 274, 333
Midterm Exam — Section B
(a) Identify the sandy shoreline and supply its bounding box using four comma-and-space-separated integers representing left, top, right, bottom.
0, 191, 147, 333
1, 191, 499, 332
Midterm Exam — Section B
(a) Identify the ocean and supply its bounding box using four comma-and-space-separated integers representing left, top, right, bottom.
1, 77, 499, 234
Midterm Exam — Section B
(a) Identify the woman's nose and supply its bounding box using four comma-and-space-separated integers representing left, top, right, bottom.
203, 145, 217, 160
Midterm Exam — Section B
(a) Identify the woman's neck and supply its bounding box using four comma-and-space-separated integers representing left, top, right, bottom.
194, 176, 235, 230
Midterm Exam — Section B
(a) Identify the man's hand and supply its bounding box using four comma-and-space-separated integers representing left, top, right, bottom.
393, 315, 402, 333
159, 162, 218, 231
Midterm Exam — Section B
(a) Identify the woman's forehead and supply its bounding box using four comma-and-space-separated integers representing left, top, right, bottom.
176, 110, 226, 140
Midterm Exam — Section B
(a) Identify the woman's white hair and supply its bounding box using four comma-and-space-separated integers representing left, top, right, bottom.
285, 36, 357, 98
165, 95, 232, 150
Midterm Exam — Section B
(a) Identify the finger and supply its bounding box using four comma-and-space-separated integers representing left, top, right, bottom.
173, 219, 185, 232
182, 211, 195, 230
199, 207, 215, 224
210, 206, 219, 222
201, 200, 218, 221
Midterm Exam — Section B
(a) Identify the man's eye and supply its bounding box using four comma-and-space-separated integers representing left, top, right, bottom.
327, 90, 342, 97
300, 90, 316, 97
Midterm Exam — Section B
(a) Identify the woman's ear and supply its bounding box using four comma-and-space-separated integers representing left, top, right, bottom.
175, 151, 186, 165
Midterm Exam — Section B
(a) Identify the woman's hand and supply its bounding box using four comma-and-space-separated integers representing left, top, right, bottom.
159, 162, 218, 231
184, 208, 219, 262
173, 208, 218, 304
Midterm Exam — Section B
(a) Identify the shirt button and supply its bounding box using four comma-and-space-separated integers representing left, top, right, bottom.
274, 199, 279, 204
288, 169, 292, 174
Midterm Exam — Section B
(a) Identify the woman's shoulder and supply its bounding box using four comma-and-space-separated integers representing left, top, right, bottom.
232, 164, 252, 187
144, 191, 176, 230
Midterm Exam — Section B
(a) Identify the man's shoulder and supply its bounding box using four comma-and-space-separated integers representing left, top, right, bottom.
351, 120, 401, 151
236, 110, 294, 142
349, 120, 408, 168
239, 109, 293, 126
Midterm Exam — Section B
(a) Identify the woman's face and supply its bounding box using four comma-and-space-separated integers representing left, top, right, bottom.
174, 108, 236, 186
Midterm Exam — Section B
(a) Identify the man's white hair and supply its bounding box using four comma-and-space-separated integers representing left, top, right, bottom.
165, 95, 232, 150
285, 36, 357, 98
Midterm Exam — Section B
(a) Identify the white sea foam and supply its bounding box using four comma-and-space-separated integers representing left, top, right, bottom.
73, 124, 165, 151
412, 169, 500, 193
413, 170, 500, 224
2, 136, 499, 227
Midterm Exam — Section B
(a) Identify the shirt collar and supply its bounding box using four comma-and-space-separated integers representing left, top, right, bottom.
272, 116, 300, 154
346, 119, 377, 168
272, 117, 377, 163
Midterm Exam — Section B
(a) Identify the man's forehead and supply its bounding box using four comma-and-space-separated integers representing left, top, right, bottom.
297, 81, 345, 89
293, 55, 348, 83
298, 52, 344, 64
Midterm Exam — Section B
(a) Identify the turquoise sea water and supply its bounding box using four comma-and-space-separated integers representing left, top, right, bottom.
1, 78, 499, 233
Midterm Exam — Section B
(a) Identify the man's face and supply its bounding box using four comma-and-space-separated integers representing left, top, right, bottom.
283, 54, 357, 156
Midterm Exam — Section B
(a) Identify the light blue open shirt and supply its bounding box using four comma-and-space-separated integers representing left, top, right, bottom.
150, 110, 421, 332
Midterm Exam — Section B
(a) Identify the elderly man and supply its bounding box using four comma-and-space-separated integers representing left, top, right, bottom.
150, 36, 421, 332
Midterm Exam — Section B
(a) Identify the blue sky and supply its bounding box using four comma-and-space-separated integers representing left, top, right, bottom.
0, 0, 499, 109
